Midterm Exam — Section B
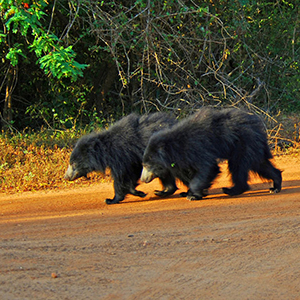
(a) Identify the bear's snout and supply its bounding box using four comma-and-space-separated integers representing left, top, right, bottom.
140, 166, 156, 183
64, 164, 79, 181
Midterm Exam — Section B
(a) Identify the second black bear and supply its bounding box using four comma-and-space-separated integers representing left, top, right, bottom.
141, 108, 282, 200
65, 112, 178, 204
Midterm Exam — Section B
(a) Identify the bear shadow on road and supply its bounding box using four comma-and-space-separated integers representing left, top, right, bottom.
122, 180, 300, 204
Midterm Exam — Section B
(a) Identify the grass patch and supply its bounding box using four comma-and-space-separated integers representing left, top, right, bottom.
0, 129, 109, 194
268, 113, 300, 154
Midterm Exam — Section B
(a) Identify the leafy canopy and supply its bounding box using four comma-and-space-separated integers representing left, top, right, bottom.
0, 0, 88, 81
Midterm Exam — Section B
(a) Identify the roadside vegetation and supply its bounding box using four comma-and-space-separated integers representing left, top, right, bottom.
0, 0, 299, 193
0, 117, 299, 194
0, 128, 108, 193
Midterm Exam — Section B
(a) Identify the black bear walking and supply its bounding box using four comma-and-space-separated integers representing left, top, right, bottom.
65, 113, 178, 204
141, 108, 282, 200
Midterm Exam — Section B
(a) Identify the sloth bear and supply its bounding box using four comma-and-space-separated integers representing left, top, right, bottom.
141, 108, 282, 200
64, 112, 178, 204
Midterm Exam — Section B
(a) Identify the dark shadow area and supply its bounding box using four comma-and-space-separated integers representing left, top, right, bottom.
123, 180, 300, 204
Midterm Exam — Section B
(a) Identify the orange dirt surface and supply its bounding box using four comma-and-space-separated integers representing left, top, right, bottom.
0, 155, 300, 299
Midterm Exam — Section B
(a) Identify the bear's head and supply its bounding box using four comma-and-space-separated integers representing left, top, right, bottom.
64, 133, 106, 181
141, 137, 172, 183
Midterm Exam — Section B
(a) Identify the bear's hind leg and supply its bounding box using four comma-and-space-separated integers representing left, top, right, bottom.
223, 160, 250, 196
252, 160, 282, 193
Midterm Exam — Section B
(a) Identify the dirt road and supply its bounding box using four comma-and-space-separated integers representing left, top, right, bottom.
1, 155, 300, 299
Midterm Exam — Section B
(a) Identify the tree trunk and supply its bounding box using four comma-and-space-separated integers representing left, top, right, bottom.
2, 66, 17, 130
94, 63, 118, 115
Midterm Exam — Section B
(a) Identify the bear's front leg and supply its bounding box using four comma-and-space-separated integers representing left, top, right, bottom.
180, 189, 208, 198
186, 190, 205, 201
187, 171, 213, 201
180, 188, 204, 201
105, 183, 127, 204
105, 196, 124, 205
155, 172, 178, 197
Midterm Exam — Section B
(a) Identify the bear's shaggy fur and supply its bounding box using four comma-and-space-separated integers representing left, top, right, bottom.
141, 108, 282, 200
65, 112, 178, 204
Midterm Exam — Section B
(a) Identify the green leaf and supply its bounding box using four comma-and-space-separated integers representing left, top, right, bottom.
6, 45, 26, 66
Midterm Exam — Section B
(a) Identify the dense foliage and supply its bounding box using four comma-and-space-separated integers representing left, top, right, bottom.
0, 0, 299, 130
